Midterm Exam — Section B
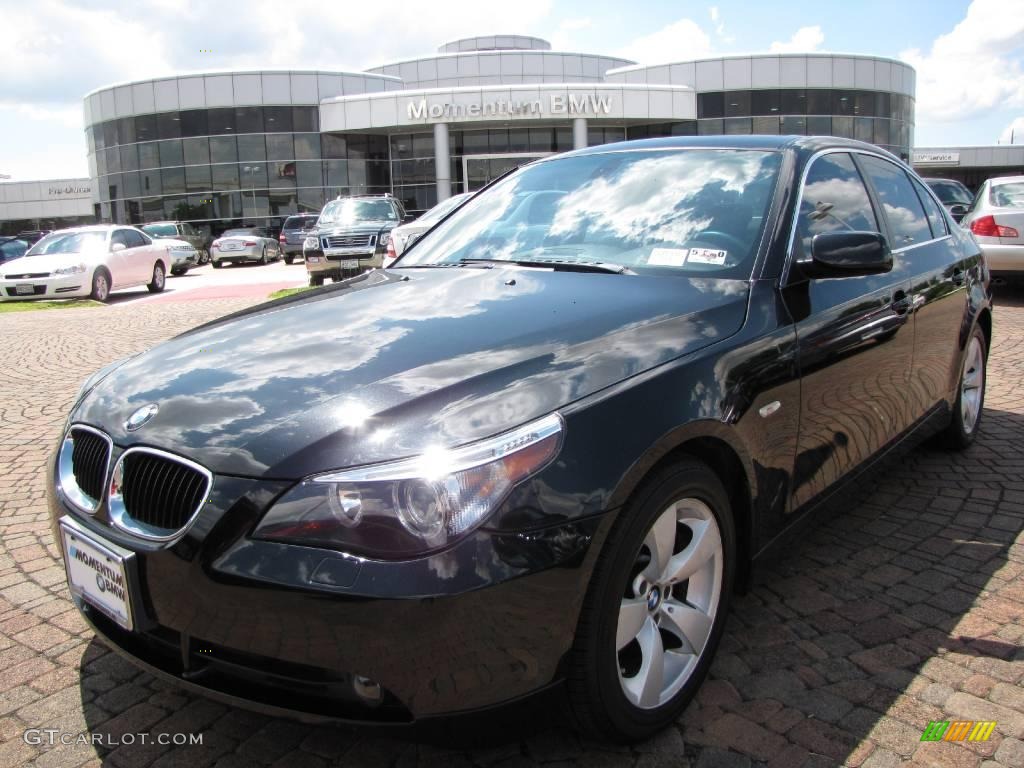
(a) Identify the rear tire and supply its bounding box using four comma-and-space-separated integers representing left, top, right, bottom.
285, 255, 294, 265
90, 268, 110, 302
259, 246, 268, 265
147, 262, 166, 293
567, 459, 735, 743
199, 248, 210, 264
939, 325, 987, 450
212, 260, 223, 269
309, 274, 324, 287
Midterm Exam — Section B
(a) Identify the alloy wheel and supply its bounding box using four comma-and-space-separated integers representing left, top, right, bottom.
616, 498, 723, 710
960, 335, 984, 434
92, 272, 109, 302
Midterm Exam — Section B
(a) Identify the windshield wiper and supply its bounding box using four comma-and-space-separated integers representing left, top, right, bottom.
459, 258, 633, 274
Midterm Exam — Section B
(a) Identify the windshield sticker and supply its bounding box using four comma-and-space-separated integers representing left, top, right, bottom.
687, 248, 728, 265
648, 248, 689, 267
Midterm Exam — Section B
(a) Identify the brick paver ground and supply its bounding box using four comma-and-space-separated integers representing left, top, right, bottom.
0, 288, 1021, 768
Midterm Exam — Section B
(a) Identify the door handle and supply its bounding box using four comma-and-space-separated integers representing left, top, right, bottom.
891, 290, 911, 315
951, 269, 965, 286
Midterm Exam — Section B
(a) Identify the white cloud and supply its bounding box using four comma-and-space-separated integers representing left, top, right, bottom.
708, 6, 732, 43
999, 117, 1024, 144
560, 17, 592, 31
769, 25, 825, 53
616, 19, 713, 65
900, 0, 1024, 124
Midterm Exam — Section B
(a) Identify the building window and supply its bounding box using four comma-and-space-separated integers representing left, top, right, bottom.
266, 134, 295, 162
183, 137, 211, 166
180, 110, 209, 138
752, 90, 781, 116
158, 139, 184, 167
263, 106, 293, 134
234, 106, 263, 134
724, 91, 751, 117
237, 135, 267, 162
698, 92, 725, 119
209, 136, 238, 164
157, 112, 182, 140
723, 117, 752, 135
293, 107, 318, 133
208, 108, 237, 135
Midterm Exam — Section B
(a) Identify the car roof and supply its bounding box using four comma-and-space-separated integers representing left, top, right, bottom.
566, 134, 902, 161
989, 175, 1024, 185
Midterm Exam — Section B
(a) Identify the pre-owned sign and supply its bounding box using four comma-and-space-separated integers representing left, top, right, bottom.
46, 183, 92, 198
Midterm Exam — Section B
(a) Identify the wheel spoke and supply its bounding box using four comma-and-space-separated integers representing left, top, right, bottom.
622, 617, 665, 708
642, 506, 677, 582
663, 519, 718, 584
617, 597, 648, 650
660, 598, 713, 654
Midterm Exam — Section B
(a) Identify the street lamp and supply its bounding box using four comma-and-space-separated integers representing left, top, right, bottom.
240, 165, 260, 222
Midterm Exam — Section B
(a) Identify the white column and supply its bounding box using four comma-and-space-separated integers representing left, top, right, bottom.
573, 117, 588, 150
434, 123, 451, 201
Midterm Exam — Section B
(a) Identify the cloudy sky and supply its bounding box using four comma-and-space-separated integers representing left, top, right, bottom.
0, 0, 1021, 181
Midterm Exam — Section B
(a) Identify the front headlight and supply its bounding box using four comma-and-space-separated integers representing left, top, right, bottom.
254, 413, 563, 559
303, 235, 319, 250
53, 264, 86, 276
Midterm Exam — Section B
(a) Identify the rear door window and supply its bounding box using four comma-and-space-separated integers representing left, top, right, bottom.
911, 177, 948, 238
858, 155, 932, 248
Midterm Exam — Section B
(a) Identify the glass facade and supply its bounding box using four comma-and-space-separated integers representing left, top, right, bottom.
83, 86, 914, 236
695, 88, 913, 158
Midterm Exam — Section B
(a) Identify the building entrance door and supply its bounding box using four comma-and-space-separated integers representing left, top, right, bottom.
462, 153, 551, 193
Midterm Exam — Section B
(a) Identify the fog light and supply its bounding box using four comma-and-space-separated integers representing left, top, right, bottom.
353, 675, 383, 705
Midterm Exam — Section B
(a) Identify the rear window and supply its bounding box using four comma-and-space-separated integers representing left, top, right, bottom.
141, 224, 177, 237
283, 216, 317, 230
926, 180, 972, 206
222, 229, 258, 237
990, 182, 1024, 209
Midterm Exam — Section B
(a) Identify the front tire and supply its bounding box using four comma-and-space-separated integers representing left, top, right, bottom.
90, 268, 110, 302
940, 325, 987, 450
147, 262, 166, 293
568, 459, 735, 742
284, 255, 294, 265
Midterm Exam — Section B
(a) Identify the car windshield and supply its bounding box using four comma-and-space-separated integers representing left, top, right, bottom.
318, 199, 398, 226
398, 148, 782, 277
927, 181, 972, 206
283, 216, 317, 230
415, 193, 471, 226
222, 229, 258, 238
141, 224, 177, 237
990, 182, 1024, 209
25, 230, 107, 256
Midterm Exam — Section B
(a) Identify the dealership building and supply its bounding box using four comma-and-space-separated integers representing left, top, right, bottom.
0, 34, 1012, 237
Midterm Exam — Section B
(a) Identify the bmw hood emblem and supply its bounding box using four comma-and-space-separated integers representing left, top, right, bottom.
125, 403, 159, 432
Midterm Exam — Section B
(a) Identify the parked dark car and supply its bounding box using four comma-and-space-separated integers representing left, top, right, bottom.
16, 230, 50, 245
924, 178, 974, 223
303, 194, 410, 285
278, 214, 319, 264
0, 236, 29, 265
49, 136, 991, 743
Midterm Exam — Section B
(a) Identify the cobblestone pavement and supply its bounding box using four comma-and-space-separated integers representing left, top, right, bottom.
0, 289, 1021, 768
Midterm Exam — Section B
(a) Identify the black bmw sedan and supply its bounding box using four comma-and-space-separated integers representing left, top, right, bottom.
49, 136, 991, 742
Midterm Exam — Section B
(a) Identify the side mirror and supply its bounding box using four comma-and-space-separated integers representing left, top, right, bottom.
110, 242, 126, 252
801, 231, 892, 279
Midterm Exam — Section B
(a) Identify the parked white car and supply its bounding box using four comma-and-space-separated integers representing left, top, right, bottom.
384, 192, 472, 268
962, 175, 1024, 278
0, 225, 168, 302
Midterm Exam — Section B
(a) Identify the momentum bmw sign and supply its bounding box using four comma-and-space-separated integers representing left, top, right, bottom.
407, 93, 614, 121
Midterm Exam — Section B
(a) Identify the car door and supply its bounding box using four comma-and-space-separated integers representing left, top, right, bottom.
108, 230, 135, 287
859, 158, 969, 417
784, 151, 915, 511
124, 229, 154, 283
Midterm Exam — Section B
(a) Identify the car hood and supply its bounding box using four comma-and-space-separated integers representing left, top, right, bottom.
316, 220, 395, 234
2, 253, 100, 273
73, 268, 749, 478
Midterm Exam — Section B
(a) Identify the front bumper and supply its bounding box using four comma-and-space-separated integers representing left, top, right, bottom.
47, 453, 611, 722
304, 249, 382, 276
0, 274, 88, 300
169, 252, 198, 270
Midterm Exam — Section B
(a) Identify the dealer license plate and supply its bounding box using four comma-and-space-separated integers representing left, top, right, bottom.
60, 518, 134, 631
340, 260, 359, 269
15, 284, 34, 295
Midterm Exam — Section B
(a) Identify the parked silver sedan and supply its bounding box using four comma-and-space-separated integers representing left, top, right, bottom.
962, 175, 1024, 278
210, 227, 281, 268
